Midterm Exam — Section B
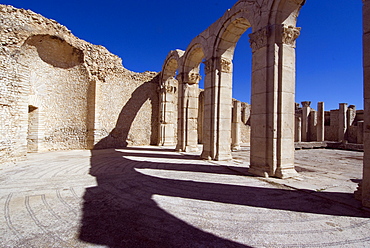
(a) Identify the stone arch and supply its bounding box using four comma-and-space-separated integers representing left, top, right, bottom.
176, 42, 206, 152
158, 50, 184, 146
201, 9, 253, 160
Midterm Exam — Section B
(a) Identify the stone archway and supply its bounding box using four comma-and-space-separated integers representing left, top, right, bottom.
176, 43, 206, 152
158, 50, 184, 146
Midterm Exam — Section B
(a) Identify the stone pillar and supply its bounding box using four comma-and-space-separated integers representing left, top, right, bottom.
338, 103, 348, 142
158, 77, 177, 146
301, 101, 311, 142
309, 110, 317, 141
241, 102, 250, 125
295, 104, 302, 142
248, 25, 299, 178
231, 100, 241, 151
198, 91, 204, 144
201, 57, 233, 161
347, 105, 356, 127
317, 102, 325, 142
362, 0, 370, 208
176, 72, 199, 152
358, 121, 364, 144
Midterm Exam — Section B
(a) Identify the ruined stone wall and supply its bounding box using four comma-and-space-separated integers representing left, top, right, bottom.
296, 102, 364, 144
0, 5, 159, 163
94, 71, 159, 148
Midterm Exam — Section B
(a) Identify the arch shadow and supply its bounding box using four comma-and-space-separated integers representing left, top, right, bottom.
94, 75, 160, 149
79, 146, 370, 247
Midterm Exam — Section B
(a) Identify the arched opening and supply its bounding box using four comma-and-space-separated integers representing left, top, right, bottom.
159, 51, 183, 146
201, 16, 251, 160
177, 45, 205, 152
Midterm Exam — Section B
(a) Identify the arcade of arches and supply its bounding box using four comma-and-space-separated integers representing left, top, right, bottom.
158, 0, 370, 208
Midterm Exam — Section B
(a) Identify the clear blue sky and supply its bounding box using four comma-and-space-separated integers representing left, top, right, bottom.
1, 0, 364, 110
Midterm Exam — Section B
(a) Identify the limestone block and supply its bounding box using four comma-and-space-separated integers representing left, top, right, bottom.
251, 68, 267, 95
250, 137, 268, 158
251, 47, 268, 71
282, 45, 296, 70
279, 92, 295, 114
280, 69, 296, 94
251, 93, 267, 114
279, 114, 295, 139
250, 114, 267, 138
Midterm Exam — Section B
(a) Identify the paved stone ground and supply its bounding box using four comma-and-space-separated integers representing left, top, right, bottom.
0, 146, 369, 248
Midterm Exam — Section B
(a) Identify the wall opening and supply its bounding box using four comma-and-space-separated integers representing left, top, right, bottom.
27, 105, 39, 153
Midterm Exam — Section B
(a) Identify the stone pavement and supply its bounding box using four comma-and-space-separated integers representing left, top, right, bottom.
0, 146, 369, 248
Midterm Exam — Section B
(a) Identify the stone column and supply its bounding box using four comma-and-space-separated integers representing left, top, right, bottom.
201, 57, 233, 161
338, 103, 348, 142
295, 104, 302, 142
358, 121, 364, 144
158, 77, 177, 146
176, 72, 199, 152
317, 102, 325, 142
248, 25, 299, 178
301, 101, 311, 142
198, 91, 204, 144
232, 100, 241, 151
362, 0, 370, 208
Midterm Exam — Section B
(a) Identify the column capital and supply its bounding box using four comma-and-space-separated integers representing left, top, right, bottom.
219, 57, 232, 73
301, 101, 311, 107
187, 72, 201, 84
281, 25, 301, 47
249, 26, 269, 52
203, 58, 214, 74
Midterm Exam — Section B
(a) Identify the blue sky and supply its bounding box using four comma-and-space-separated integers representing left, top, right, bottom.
1, 0, 364, 110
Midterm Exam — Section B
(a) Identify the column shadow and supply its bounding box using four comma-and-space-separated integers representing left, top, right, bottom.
79, 147, 370, 248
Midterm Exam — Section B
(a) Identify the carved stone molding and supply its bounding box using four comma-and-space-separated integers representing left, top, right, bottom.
301, 101, 311, 108
187, 72, 201, 84
203, 59, 213, 74
219, 58, 232, 73
282, 25, 301, 47
249, 27, 269, 52
159, 85, 176, 94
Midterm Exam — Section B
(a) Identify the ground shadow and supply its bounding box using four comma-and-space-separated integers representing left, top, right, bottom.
79, 147, 370, 247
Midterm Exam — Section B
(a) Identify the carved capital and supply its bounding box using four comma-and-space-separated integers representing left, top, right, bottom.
219, 58, 232, 73
203, 59, 214, 74
301, 101, 311, 108
281, 25, 301, 47
249, 26, 269, 52
187, 72, 201, 84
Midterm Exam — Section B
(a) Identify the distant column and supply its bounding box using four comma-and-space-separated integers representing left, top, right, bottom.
231, 100, 241, 151
357, 121, 364, 144
347, 105, 356, 128
338, 103, 348, 142
317, 102, 325, 142
301, 101, 311, 142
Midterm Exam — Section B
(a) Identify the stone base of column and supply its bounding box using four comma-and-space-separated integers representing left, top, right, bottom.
215, 152, 232, 161
184, 145, 198, 153
201, 150, 212, 160
248, 166, 270, 178
231, 145, 241, 151
160, 141, 176, 146
275, 167, 299, 179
